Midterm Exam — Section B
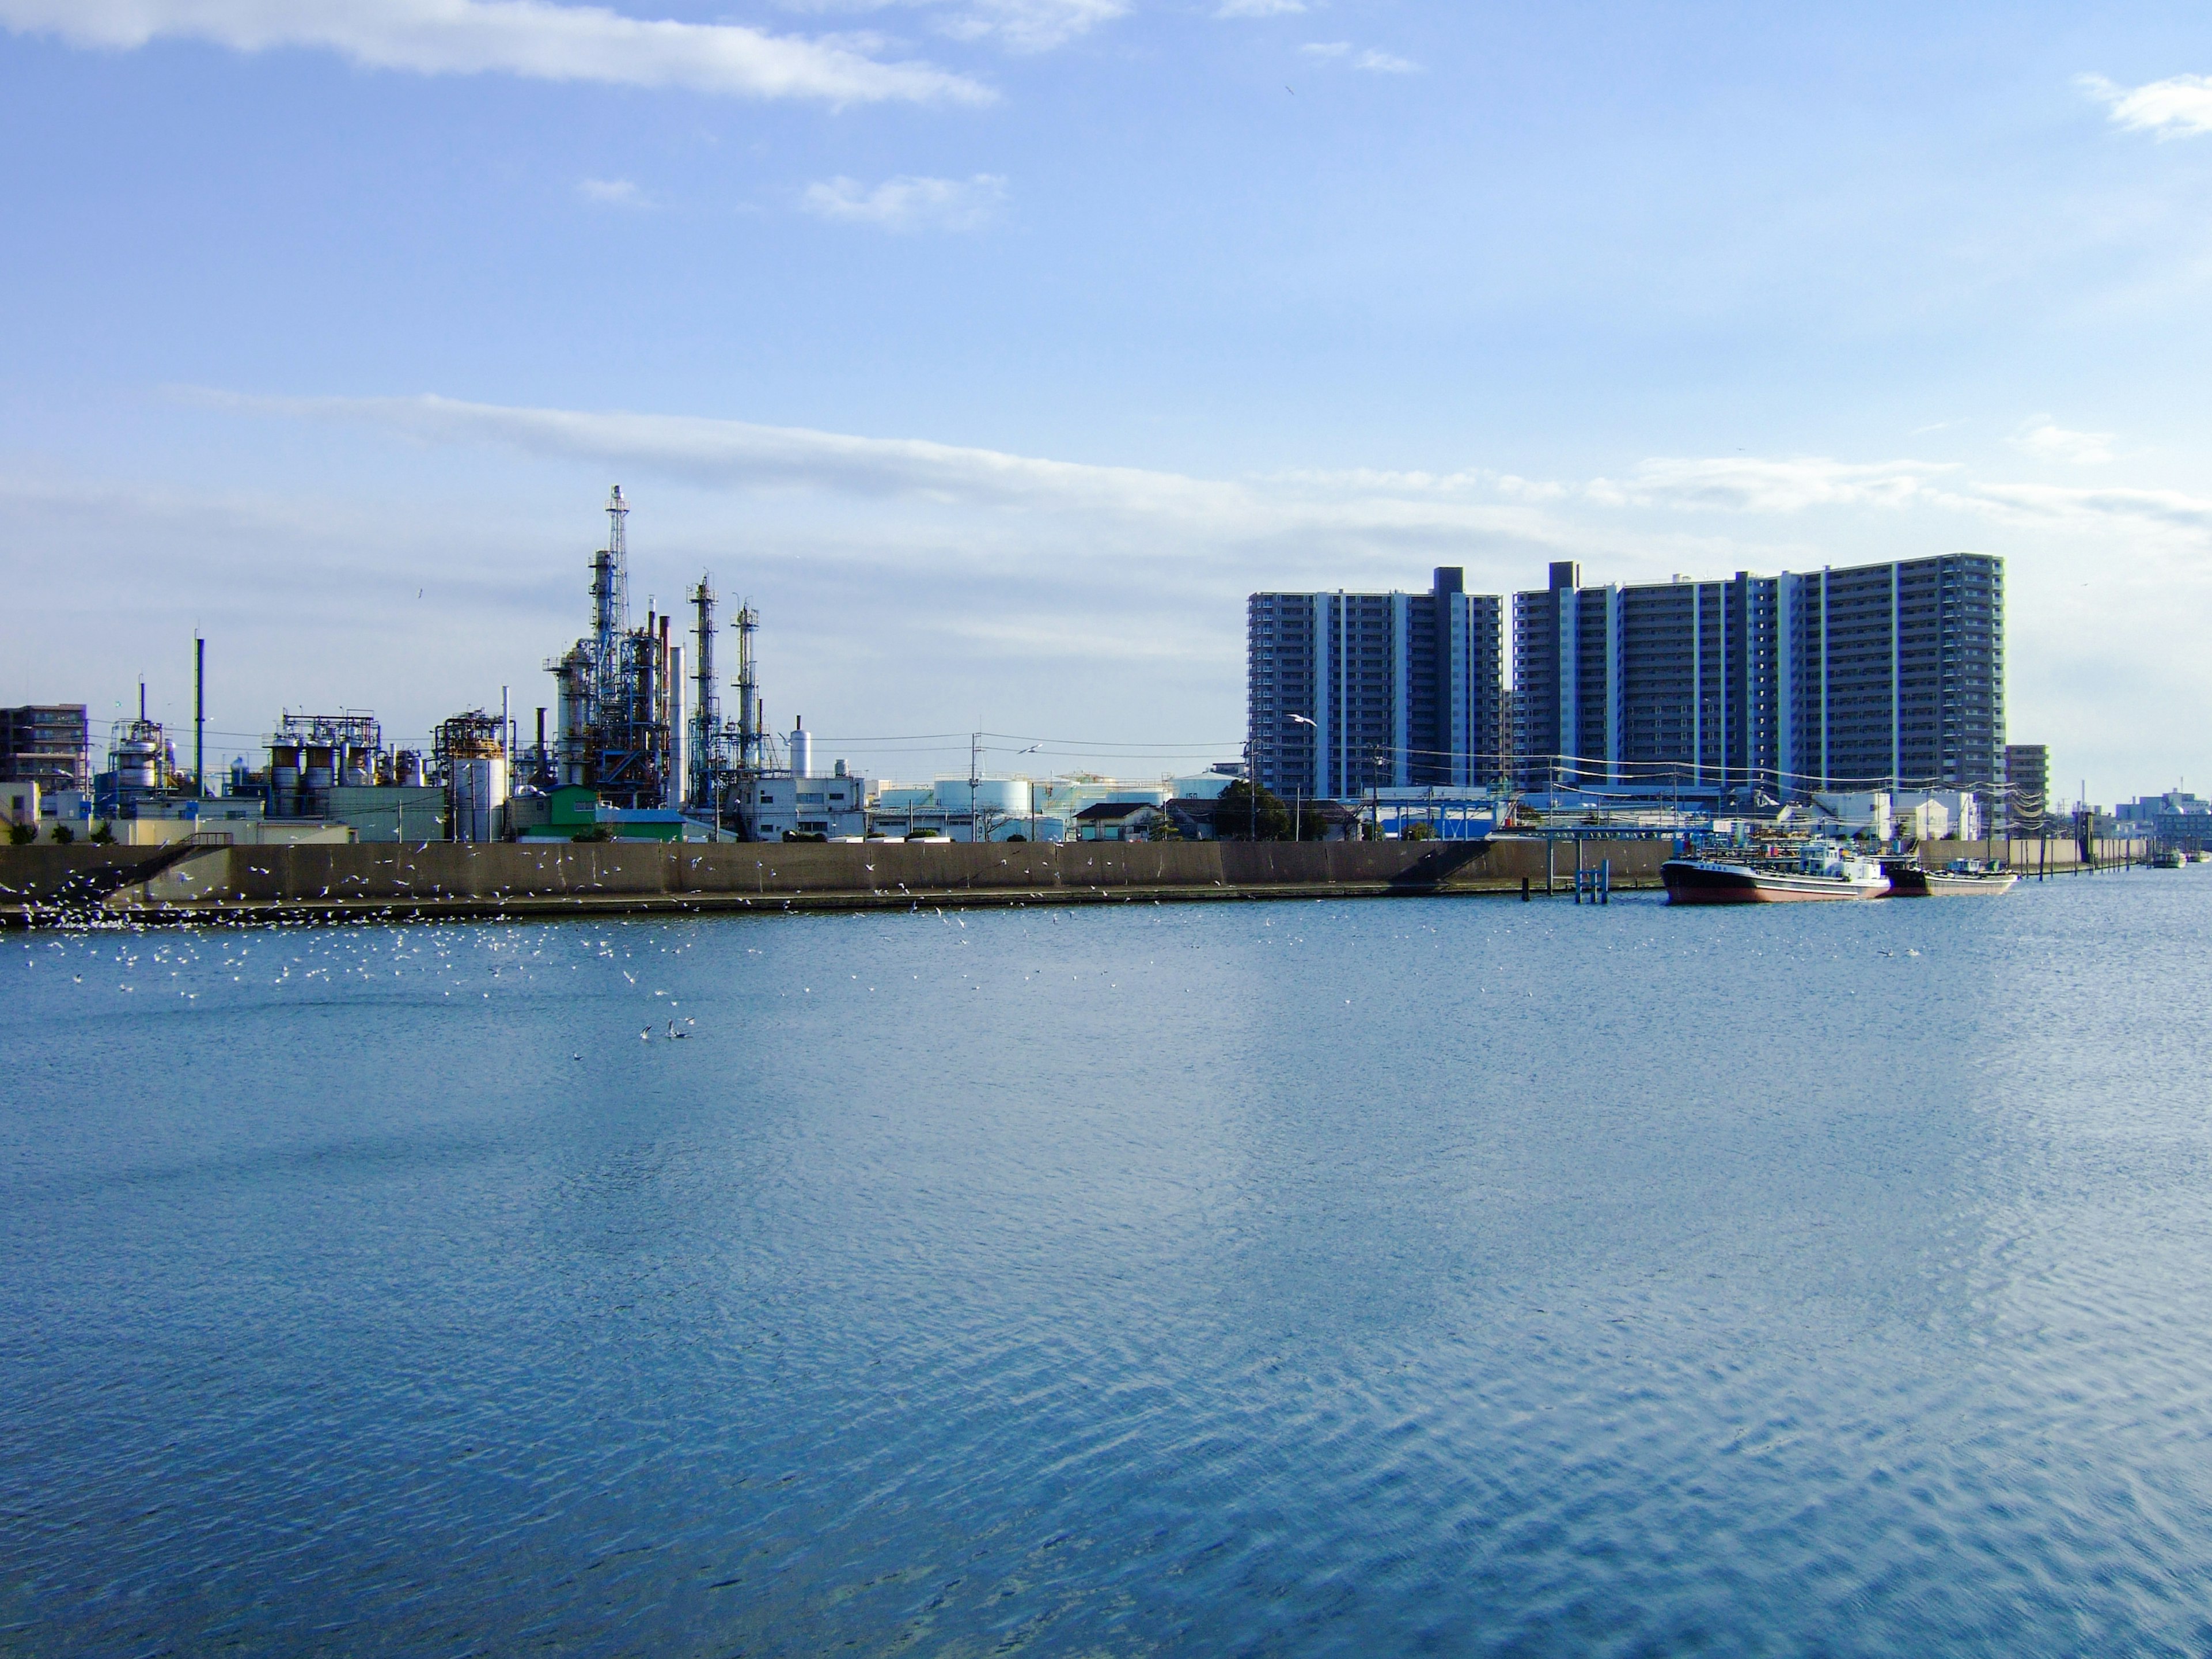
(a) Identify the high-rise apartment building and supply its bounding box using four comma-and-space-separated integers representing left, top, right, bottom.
1247, 568, 1505, 800
2003, 744, 2049, 833
1511, 563, 1783, 794
1510, 554, 2003, 801
0, 705, 90, 792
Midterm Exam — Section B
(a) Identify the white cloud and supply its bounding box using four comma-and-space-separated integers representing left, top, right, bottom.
1584, 455, 1956, 514
0, 0, 992, 105
802, 172, 1007, 231
774, 0, 1124, 53
2080, 72, 2212, 138
2013, 419, 2116, 465
1217, 0, 1306, 16
1944, 481, 2212, 541
1297, 41, 1413, 71
576, 176, 643, 207
938, 0, 1124, 52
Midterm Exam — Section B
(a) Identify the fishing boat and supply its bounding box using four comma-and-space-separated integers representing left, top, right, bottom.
1881, 857, 2017, 897
1661, 840, 1891, 903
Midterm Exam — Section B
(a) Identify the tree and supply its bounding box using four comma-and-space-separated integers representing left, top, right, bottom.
1217, 779, 1291, 841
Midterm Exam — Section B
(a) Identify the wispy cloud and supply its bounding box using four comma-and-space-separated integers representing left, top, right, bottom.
774, 0, 1124, 53
803, 172, 1007, 231
1217, 0, 1306, 16
0, 0, 993, 106
577, 176, 644, 207
2014, 419, 2116, 465
1298, 41, 1415, 72
2080, 72, 2212, 138
939, 0, 1125, 52
1585, 456, 1957, 514
187, 388, 2212, 565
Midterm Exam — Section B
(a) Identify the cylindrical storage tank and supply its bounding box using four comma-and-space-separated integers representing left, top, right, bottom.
934, 778, 1031, 816
270, 743, 301, 813
556, 651, 590, 787
342, 747, 372, 787
118, 736, 161, 793
450, 756, 510, 843
972, 778, 1029, 816
789, 718, 813, 779
394, 750, 424, 788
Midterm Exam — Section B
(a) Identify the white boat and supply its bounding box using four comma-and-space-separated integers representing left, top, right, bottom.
1662, 840, 1891, 904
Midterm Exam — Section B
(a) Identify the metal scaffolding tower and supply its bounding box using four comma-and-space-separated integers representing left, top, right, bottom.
688, 574, 721, 810
545, 486, 676, 810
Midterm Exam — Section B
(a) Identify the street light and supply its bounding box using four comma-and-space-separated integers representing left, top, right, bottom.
1287, 714, 1316, 842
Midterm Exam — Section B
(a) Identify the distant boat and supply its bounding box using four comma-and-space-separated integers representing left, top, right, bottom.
1662, 840, 1891, 903
1881, 857, 2018, 897
2152, 849, 2186, 870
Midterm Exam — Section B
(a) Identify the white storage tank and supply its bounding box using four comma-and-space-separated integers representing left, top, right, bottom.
452, 756, 510, 843
789, 717, 813, 780
934, 778, 1032, 816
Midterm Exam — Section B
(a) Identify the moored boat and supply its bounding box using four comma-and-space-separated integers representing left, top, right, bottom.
1882, 857, 2018, 897
1662, 840, 1890, 904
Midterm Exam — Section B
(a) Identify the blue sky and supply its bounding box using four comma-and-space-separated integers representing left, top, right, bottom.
5, 1, 2212, 798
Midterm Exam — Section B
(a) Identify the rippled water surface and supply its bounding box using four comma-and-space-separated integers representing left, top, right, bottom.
7, 873, 2212, 1656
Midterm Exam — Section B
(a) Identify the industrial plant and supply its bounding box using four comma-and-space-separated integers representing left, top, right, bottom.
8, 492, 2196, 859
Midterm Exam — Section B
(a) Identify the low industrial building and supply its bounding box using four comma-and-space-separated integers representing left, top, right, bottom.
326, 786, 446, 844
2118, 791, 2212, 851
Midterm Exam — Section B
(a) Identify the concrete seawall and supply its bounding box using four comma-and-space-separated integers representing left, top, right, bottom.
4, 837, 1661, 926
0, 834, 2145, 927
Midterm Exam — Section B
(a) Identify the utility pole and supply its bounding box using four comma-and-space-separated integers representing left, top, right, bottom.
193, 634, 205, 801
969, 732, 982, 844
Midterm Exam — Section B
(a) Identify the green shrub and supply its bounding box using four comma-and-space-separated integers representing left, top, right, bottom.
7, 823, 33, 846
50, 824, 74, 846
89, 822, 115, 845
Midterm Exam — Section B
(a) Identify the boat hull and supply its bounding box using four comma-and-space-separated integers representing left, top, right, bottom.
1661, 859, 1891, 903
1918, 870, 2018, 896
1883, 862, 2018, 897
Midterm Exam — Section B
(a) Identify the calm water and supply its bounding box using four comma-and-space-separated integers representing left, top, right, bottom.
5, 873, 2212, 1656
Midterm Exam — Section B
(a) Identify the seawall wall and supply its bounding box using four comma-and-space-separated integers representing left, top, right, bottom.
0, 834, 2146, 927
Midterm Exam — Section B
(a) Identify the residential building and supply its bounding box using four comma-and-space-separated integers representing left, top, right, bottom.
1075, 802, 1165, 841
1248, 567, 1506, 801
1512, 563, 1782, 795
1, 705, 90, 792
2004, 744, 2049, 834
1512, 554, 2004, 805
